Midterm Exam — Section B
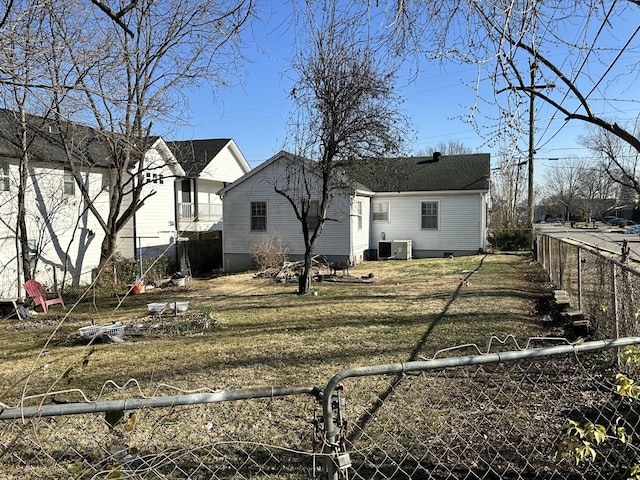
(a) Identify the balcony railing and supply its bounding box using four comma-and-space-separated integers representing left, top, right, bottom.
178, 202, 222, 223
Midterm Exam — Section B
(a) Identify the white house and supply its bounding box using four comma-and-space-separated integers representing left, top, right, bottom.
349, 152, 491, 259
168, 139, 251, 233
116, 138, 186, 266
164, 139, 252, 273
0, 109, 113, 297
0, 109, 252, 296
218, 151, 490, 273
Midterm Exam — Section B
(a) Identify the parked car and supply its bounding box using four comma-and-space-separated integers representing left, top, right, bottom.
605, 217, 635, 227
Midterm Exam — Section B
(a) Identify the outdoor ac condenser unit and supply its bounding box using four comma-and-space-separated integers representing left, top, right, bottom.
378, 241, 392, 258
391, 240, 412, 260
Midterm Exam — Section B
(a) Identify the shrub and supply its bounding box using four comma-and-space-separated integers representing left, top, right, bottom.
251, 234, 288, 271
488, 228, 531, 251
92, 253, 169, 295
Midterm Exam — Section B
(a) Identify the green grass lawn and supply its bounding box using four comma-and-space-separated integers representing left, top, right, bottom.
0, 253, 554, 408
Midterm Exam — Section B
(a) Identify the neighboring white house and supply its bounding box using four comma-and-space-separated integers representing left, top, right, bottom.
0, 109, 113, 297
116, 138, 185, 265
0, 109, 251, 296
218, 151, 490, 273
161, 139, 252, 273
168, 139, 251, 233
350, 152, 491, 259
118, 139, 251, 274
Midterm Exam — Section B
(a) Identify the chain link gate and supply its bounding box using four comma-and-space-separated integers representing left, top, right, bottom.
320, 337, 640, 480
2, 337, 640, 479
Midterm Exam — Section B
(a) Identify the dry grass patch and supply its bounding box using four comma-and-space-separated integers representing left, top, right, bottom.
0, 253, 557, 408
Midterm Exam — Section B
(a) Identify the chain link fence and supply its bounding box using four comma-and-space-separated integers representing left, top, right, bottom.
2, 337, 640, 479
536, 233, 640, 340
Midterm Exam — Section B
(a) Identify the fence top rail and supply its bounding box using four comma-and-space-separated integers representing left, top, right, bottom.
537, 233, 640, 271
0, 385, 320, 421
321, 337, 640, 434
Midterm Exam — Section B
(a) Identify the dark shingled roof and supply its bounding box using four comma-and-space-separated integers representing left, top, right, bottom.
167, 139, 231, 177
346, 153, 490, 193
0, 109, 116, 167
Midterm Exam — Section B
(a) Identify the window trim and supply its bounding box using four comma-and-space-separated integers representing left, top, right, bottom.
250, 201, 267, 232
372, 201, 389, 222
355, 200, 363, 230
420, 200, 439, 230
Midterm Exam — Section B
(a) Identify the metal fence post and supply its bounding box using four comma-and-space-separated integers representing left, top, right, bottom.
559, 240, 564, 290
322, 386, 351, 480
612, 262, 619, 339
577, 247, 583, 313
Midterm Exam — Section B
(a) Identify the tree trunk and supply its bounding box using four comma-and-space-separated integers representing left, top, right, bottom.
17, 108, 31, 283
298, 249, 313, 295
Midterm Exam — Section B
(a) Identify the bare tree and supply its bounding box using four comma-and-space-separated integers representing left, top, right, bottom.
418, 141, 473, 156
282, 1, 408, 294
0, 2, 63, 286
576, 164, 616, 221
579, 122, 640, 198
541, 158, 590, 221
385, 0, 640, 156
44, 0, 254, 266
491, 155, 528, 228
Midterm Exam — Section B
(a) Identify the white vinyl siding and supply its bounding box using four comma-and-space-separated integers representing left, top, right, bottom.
222, 155, 353, 271
121, 142, 180, 261
199, 142, 251, 182
369, 193, 484, 254
0, 162, 109, 295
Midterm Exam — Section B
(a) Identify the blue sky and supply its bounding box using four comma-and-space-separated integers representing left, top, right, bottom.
165, 3, 640, 185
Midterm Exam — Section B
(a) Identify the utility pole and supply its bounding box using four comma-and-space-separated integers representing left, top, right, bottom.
526, 61, 554, 249
528, 61, 536, 236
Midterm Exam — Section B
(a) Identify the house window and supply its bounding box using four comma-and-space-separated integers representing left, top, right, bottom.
27, 239, 37, 270
356, 201, 363, 230
63, 168, 75, 195
421, 201, 438, 229
251, 201, 267, 232
373, 201, 389, 222
307, 200, 319, 231
146, 172, 164, 184
0, 162, 9, 191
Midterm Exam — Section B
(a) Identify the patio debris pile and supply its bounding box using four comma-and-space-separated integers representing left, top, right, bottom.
253, 256, 375, 284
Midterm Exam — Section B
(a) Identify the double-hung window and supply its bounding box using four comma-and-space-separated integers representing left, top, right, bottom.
355, 201, 363, 230
0, 162, 9, 191
63, 168, 75, 196
251, 202, 267, 232
306, 200, 319, 231
421, 200, 438, 230
372, 201, 389, 222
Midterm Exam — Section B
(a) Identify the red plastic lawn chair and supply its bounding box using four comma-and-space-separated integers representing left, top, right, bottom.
24, 279, 65, 313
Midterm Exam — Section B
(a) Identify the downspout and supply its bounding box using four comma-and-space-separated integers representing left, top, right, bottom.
349, 196, 354, 264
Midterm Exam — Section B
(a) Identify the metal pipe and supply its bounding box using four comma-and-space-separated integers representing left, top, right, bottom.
0, 385, 320, 421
